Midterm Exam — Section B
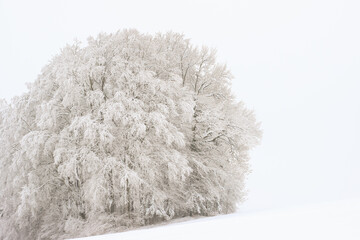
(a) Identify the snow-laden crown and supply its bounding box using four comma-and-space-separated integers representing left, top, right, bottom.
0, 29, 261, 239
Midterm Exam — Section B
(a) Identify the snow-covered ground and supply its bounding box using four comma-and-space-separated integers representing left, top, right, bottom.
71, 198, 360, 240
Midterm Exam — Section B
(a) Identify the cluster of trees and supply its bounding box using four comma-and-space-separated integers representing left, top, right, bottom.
0, 30, 261, 239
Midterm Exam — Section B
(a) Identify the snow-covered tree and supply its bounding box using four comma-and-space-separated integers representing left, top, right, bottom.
0, 30, 261, 239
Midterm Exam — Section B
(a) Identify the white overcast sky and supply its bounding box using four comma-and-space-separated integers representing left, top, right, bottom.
0, 0, 359, 211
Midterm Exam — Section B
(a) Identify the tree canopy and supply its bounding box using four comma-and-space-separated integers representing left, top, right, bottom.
0, 29, 261, 239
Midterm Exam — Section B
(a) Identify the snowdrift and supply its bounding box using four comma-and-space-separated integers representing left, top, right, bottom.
71, 198, 360, 240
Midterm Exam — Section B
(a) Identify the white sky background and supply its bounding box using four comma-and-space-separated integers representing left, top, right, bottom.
0, 0, 359, 212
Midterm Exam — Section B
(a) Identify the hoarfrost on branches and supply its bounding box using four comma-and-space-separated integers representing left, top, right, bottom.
0, 30, 261, 239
